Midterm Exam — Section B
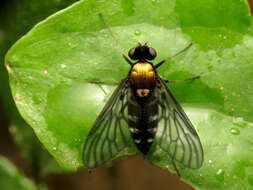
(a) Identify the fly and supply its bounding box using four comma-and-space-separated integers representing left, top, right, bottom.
82, 13, 204, 176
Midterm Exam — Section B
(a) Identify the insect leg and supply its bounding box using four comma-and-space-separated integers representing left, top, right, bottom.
155, 43, 193, 68
87, 81, 120, 96
88, 81, 120, 86
98, 13, 133, 65
172, 160, 181, 177
164, 75, 200, 83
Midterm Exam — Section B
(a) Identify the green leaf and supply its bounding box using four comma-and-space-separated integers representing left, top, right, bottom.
0, 155, 46, 190
150, 108, 253, 189
5, 0, 253, 189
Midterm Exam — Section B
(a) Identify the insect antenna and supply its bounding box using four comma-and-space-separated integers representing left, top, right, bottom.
98, 13, 133, 65
155, 42, 193, 68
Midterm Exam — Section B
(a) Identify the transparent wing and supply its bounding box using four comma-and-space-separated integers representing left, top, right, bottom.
155, 77, 204, 169
82, 78, 132, 169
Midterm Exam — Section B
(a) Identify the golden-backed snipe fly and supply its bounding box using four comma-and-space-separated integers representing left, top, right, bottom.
82, 13, 204, 176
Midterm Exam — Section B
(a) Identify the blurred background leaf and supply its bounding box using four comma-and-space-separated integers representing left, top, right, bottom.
0, 155, 48, 190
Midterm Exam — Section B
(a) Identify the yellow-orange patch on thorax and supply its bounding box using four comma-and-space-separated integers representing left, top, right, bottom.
130, 63, 155, 97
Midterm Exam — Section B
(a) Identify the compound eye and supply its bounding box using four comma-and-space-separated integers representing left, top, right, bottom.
147, 47, 157, 60
149, 47, 157, 57
128, 47, 138, 60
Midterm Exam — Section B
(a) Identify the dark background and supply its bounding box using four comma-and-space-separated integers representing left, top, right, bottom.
0, 1, 252, 189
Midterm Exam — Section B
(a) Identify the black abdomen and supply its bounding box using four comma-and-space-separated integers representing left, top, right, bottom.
128, 92, 158, 155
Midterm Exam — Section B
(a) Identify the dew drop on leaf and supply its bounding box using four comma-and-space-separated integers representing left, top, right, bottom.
216, 57, 222, 64
151, 0, 159, 5
61, 64, 66, 69
233, 117, 247, 128
230, 128, 240, 135
216, 169, 225, 182
134, 30, 141, 36
44, 67, 48, 74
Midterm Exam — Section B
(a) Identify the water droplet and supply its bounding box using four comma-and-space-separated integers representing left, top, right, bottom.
61, 64, 66, 69
208, 160, 212, 164
216, 169, 225, 182
248, 174, 253, 186
230, 128, 240, 135
233, 117, 246, 128
44, 67, 48, 74
134, 30, 141, 36
216, 57, 222, 64
151, 0, 159, 5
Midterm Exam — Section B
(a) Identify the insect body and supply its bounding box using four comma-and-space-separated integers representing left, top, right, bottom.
82, 14, 204, 175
